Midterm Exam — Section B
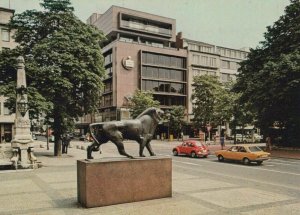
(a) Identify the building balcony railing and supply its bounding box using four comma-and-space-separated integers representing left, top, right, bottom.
120, 20, 172, 37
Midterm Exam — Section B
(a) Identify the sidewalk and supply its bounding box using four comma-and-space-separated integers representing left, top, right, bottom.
0, 140, 300, 215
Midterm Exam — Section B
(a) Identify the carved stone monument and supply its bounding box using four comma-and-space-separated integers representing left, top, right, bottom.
10, 56, 37, 169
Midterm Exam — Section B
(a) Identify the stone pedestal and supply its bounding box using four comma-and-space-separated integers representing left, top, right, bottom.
0, 144, 13, 166
77, 157, 172, 208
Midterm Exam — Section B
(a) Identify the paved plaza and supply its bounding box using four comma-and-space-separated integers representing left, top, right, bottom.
0, 140, 300, 215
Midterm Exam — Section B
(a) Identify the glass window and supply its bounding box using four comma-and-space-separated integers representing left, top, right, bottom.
221, 73, 230, 82
170, 70, 175, 80
1, 29, 10, 42
142, 80, 146, 91
152, 67, 158, 78
221, 60, 230, 69
152, 81, 159, 91
104, 53, 112, 65
192, 55, 198, 64
201, 56, 208, 66
142, 53, 147, 64
142, 66, 147, 77
175, 70, 183, 81
3, 103, 10, 115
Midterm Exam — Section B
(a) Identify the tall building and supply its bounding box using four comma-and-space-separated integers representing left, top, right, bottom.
0, 7, 16, 143
176, 33, 248, 122
87, 6, 188, 123
0, 7, 16, 50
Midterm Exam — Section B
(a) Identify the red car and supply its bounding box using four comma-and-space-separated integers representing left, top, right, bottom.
173, 140, 209, 158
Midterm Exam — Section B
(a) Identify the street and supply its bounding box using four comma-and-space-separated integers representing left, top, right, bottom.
0, 139, 299, 215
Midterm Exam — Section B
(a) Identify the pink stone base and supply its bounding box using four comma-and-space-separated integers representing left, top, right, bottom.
77, 157, 172, 208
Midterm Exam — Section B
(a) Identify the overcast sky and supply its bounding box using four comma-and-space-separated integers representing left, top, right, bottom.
0, 0, 290, 49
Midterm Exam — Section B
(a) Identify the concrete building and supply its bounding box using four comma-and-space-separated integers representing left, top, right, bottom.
0, 7, 16, 143
87, 6, 188, 123
0, 7, 16, 50
176, 33, 248, 122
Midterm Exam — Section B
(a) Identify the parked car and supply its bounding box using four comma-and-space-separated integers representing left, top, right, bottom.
235, 134, 263, 143
173, 140, 209, 158
215, 145, 270, 165
235, 134, 252, 143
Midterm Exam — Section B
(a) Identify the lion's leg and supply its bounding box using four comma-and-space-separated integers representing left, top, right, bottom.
111, 138, 134, 159
139, 139, 147, 157
116, 142, 134, 159
146, 141, 156, 156
87, 141, 100, 159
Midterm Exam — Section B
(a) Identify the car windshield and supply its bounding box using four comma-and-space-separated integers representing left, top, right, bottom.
248, 146, 263, 152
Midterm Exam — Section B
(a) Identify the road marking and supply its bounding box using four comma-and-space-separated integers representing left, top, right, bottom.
172, 157, 300, 176
268, 161, 299, 166
173, 160, 201, 166
270, 159, 300, 165
172, 163, 300, 191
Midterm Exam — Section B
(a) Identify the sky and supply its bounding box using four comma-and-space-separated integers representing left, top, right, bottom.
0, 0, 290, 49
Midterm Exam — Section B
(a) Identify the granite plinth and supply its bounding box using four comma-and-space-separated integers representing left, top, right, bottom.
77, 156, 172, 208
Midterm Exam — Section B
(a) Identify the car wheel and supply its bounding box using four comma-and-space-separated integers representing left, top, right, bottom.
191, 151, 196, 158
256, 161, 263, 165
203, 155, 208, 158
173, 150, 178, 156
243, 157, 250, 165
218, 155, 224, 162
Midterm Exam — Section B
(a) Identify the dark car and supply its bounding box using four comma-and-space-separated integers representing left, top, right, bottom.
173, 140, 209, 158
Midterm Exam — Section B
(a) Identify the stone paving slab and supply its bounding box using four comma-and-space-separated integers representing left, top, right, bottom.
188, 187, 293, 208
241, 202, 300, 215
173, 178, 237, 192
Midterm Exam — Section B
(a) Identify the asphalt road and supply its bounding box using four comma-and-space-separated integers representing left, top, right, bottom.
97, 140, 300, 213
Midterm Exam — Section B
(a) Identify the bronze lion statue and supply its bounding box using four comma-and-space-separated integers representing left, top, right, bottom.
87, 107, 164, 159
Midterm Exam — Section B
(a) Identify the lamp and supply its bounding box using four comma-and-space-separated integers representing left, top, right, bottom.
17, 95, 28, 117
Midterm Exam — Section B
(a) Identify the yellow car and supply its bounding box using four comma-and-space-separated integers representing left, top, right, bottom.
215, 145, 270, 165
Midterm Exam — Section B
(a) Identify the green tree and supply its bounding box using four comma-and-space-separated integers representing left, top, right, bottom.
168, 106, 185, 139
129, 90, 160, 119
2, 0, 106, 155
234, 0, 300, 146
192, 75, 234, 130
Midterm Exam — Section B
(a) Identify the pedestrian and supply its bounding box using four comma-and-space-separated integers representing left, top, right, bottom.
62, 134, 71, 154
220, 130, 225, 150
266, 136, 272, 151
220, 136, 225, 150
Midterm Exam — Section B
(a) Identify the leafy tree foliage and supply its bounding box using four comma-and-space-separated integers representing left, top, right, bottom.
192, 75, 235, 131
234, 0, 300, 146
2, 0, 106, 155
129, 90, 160, 119
168, 106, 185, 139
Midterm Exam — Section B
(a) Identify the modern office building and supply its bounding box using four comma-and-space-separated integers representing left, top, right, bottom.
87, 6, 188, 123
0, 7, 16, 143
176, 33, 249, 122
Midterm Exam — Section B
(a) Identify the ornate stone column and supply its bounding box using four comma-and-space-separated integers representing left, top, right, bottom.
11, 56, 37, 169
